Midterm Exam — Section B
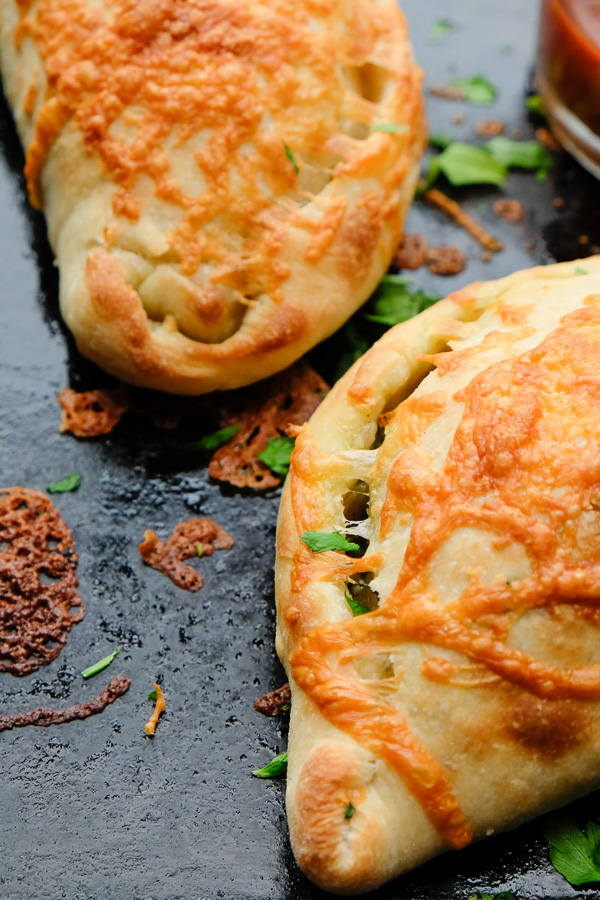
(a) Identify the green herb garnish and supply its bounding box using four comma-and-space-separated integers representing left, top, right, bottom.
252, 750, 288, 778
301, 531, 360, 554
196, 542, 204, 557
429, 133, 454, 150
345, 591, 369, 616
486, 136, 552, 178
282, 701, 291, 712
466, 894, 516, 900
365, 275, 440, 327
47, 472, 82, 494
542, 816, 600, 885
81, 645, 121, 679
576, 266, 588, 275
423, 142, 506, 191
371, 123, 409, 134
178, 424, 241, 454
527, 94, 546, 115
449, 75, 498, 105
284, 142, 299, 175
429, 19, 454, 42
148, 688, 157, 701
257, 435, 295, 478
345, 802, 356, 819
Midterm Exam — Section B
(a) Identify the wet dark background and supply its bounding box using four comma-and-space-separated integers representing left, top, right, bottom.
2, 1, 600, 898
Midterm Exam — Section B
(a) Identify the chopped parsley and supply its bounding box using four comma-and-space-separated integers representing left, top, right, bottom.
257, 435, 295, 478
429, 133, 454, 150
449, 75, 498, 105
252, 750, 288, 778
466, 893, 516, 900
47, 472, 82, 494
148, 688, 157, 701
423, 137, 552, 190
178, 424, 241, 454
284, 142, 299, 175
576, 266, 588, 275
527, 94, 546, 115
365, 275, 440, 327
345, 802, 357, 819
301, 531, 360, 554
371, 123, 409, 134
429, 19, 454, 42
542, 816, 600, 885
196, 542, 204, 557
345, 590, 369, 617
486, 136, 552, 178
81, 645, 121, 679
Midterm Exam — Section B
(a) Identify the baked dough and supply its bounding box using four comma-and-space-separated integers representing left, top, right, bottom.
275, 256, 600, 894
0, 0, 424, 393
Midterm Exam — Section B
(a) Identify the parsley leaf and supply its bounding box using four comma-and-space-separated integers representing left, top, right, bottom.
47, 472, 82, 494
345, 591, 369, 616
301, 531, 360, 553
195, 542, 204, 557
253, 750, 288, 778
543, 816, 600, 885
486, 136, 552, 178
449, 75, 498, 105
284, 142, 299, 175
527, 94, 546, 115
257, 435, 295, 478
371, 123, 409, 134
424, 142, 507, 190
345, 802, 357, 819
365, 275, 440, 327
148, 688, 157, 701
334, 319, 371, 380
576, 266, 588, 275
178, 424, 241, 454
81, 645, 121, 679
429, 133, 454, 150
429, 19, 454, 42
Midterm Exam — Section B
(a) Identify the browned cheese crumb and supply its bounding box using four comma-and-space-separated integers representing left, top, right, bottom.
58, 388, 130, 437
423, 187, 503, 253
493, 199, 524, 222
427, 245, 465, 276
395, 233, 429, 270
209, 361, 328, 490
0, 487, 83, 675
254, 683, 291, 717
139, 518, 234, 591
0, 676, 131, 732
475, 118, 505, 137
536, 126, 561, 152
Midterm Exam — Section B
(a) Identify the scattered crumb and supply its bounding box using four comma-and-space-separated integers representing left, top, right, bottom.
0, 676, 131, 732
145, 683, 166, 736
139, 518, 234, 591
493, 199, 524, 222
395, 233, 429, 270
254, 683, 291, 717
512, 128, 522, 140
579, 235, 590, 245
0, 487, 83, 675
482, 251, 493, 262
475, 119, 505, 137
523, 241, 534, 252
553, 196, 565, 209
430, 84, 465, 100
536, 126, 561, 152
452, 113, 464, 124
423, 187, 503, 252
209, 361, 328, 491
427, 245, 465, 276
58, 387, 130, 438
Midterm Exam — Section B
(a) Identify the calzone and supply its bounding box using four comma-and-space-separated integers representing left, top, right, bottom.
275, 257, 600, 893
0, 0, 424, 393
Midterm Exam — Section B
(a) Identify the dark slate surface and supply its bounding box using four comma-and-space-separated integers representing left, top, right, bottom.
2, 1, 600, 898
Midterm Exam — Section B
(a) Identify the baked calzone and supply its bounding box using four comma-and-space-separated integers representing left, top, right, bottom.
0, 0, 424, 393
275, 256, 600, 893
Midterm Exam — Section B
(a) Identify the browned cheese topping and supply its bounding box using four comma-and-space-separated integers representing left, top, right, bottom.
0, 487, 83, 675
139, 517, 234, 591
254, 682, 291, 716
0, 675, 131, 732
209, 361, 328, 490
58, 388, 130, 437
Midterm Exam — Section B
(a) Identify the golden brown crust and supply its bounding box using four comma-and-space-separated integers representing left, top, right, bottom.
275, 257, 600, 893
0, 0, 425, 393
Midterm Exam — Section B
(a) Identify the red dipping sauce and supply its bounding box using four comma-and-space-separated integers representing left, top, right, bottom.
537, 0, 600, 177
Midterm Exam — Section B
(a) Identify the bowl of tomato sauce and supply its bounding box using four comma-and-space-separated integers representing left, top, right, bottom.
537, 0, 600, 178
